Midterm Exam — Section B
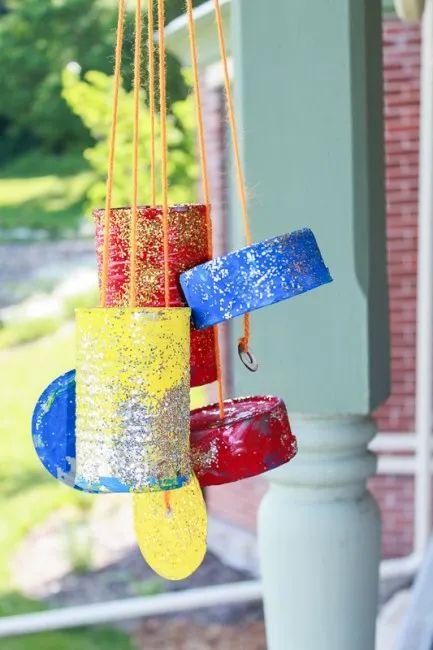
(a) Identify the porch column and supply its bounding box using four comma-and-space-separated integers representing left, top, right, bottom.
231, 1, 390, 649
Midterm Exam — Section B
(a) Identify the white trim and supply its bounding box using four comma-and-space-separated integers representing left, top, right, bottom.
370, 433, 433, 475
377, 456, 433, 475
165, 0, 231, 39
370, 433, 416, 453
381, 554, 421, 579
0, 556, 421, 638
369, 432, 433, 477
164, 0, 231, 66
0, 581, 262, 638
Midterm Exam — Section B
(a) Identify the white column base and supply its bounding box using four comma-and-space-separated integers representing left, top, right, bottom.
259, 415, 381, 650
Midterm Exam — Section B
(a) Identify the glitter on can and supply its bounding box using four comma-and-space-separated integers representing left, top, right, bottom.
190, 396, 297, 486
33, 373, 297, 491
133, 473, 207, 580
75, 308, 191, 493
94, 204, 217, 387
180, 228, 333, 330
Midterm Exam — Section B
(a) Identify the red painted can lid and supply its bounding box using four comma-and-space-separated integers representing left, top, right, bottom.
190, 396, 297, 487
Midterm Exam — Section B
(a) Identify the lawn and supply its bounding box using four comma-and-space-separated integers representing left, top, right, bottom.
0, 152, 94, 238
0, 328, 135, 650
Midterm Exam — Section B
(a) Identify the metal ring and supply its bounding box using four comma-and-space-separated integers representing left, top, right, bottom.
238, 343, 259, 372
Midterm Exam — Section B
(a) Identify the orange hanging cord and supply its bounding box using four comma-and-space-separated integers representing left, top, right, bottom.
157, 0, 173, 513
148, 0, 157, 205
157, 0, 170, 308
129, 0, 143, 308
213, 0, 252, 354
186, 0, 225, 418
101, 0, 126, 307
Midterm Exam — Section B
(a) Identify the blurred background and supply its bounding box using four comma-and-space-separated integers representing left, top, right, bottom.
0, 0, 429, 648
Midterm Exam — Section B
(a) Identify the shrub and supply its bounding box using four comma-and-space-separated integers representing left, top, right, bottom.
62, 68, 197, 210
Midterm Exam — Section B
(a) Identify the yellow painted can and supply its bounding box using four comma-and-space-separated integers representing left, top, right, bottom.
75, 307, 191, 493
133, 472, 207, 580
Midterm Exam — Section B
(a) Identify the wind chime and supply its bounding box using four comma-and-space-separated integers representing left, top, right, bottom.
32, 0, 332, 580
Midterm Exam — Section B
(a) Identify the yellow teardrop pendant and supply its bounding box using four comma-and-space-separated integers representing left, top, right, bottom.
133, 472, 207, 580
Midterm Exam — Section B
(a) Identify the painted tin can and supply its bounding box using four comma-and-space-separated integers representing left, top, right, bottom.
94, 205, 217, 387
74, 307, 191, 493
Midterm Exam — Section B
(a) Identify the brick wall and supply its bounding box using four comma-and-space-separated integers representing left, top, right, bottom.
208, 475, 416, 560
204, 16, 421, 560
372, 17, 420, 558
374, 17, 420, 435
369, 475, 415, 558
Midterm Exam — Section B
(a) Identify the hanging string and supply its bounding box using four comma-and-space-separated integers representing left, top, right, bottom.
213, 0, 252, 354
129, 0, 143, 308
101, 0, 126, 307
157, 0, 172, 513
186, 0, 224, 418
163, 490, 172, 514
154, 0, 171, 516
157, 0, 170, 307
185, 0, 210, 230
147, 0, 157, 205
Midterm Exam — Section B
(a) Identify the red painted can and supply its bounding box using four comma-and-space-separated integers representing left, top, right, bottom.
94, 204, 217, 387
190, 396, 297, 487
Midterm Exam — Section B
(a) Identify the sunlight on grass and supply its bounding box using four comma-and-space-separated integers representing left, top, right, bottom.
0, 152, 94, 235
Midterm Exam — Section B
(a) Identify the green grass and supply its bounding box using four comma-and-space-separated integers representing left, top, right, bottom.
0, 329, 135, 650
0, 315, 64, 350
0, 151, 94, 237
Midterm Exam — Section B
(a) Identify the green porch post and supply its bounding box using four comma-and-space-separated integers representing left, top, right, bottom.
231, 1, 389, 649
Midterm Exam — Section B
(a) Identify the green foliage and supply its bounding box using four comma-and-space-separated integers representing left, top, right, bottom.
0, 315, 63, 349
0, 150, 88, 179
0, 0, 207, 153
0, 282, 99, 349
62, 68, 197, 209
62, 286, 99, 318
0, 0, 126, 150
0, 151, 92, 237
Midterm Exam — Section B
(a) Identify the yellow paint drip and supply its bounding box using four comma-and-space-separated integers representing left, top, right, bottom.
133, 473, 208, 580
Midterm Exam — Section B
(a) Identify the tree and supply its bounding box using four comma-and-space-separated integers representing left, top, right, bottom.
0, 0, 126, 150
0, 0, 207, 153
